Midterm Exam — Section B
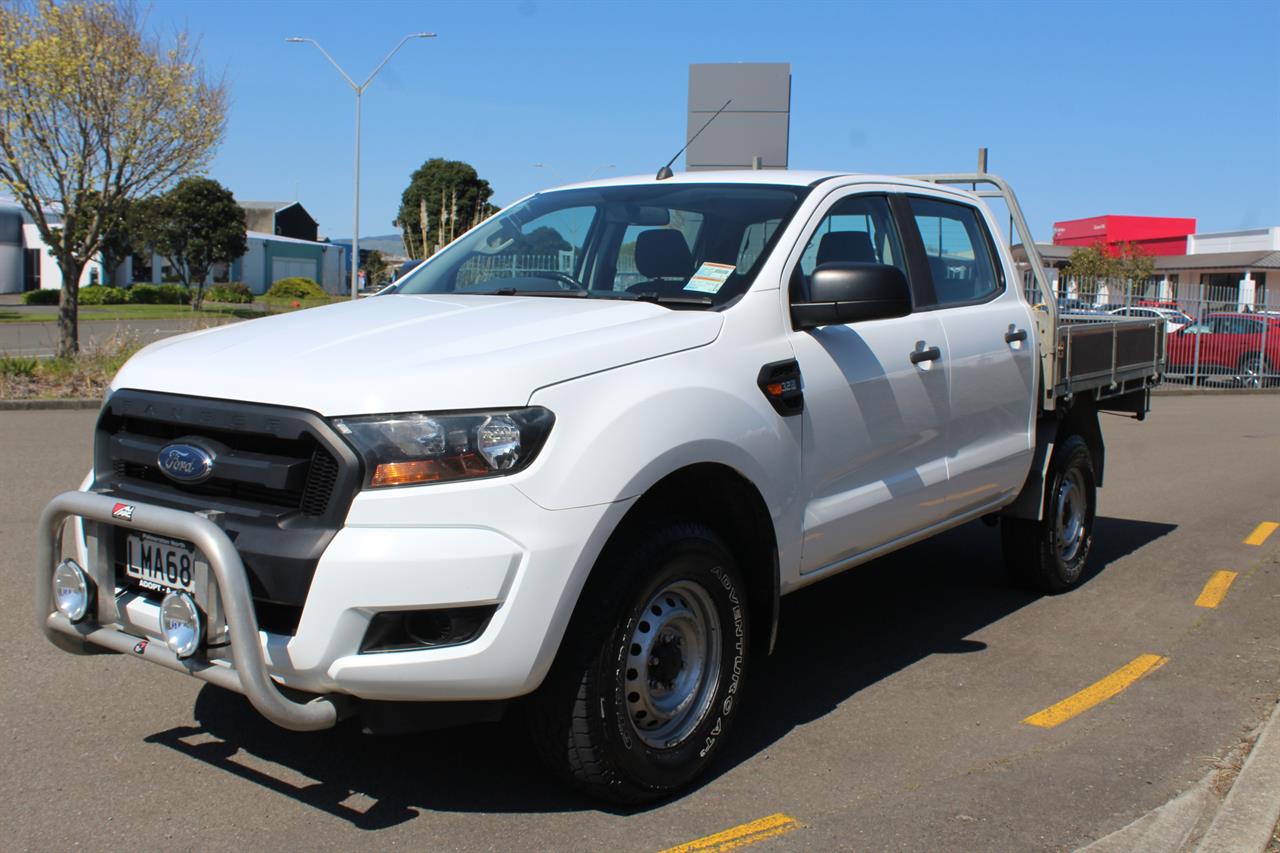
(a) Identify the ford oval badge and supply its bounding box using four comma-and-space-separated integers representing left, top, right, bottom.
156, 443, 214, 484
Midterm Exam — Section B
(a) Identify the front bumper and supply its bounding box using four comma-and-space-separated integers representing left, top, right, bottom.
38, 484, 625, 728
38, 490, 342, 731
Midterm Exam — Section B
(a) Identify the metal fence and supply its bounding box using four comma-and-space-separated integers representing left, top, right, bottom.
1024, 272, 1278, 388
455, 252, 576, 290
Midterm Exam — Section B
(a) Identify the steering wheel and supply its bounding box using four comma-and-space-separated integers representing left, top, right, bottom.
531, 270, 587, 291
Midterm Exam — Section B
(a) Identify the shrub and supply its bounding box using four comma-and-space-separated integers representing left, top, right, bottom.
206, 282, 253, 304
158, 284, 191, 304
126, 284, 162, 304
78, 286, 128, 305
266, 277, 325, 299
0, 354, 39, 377
128, 283, 190, 304
21, 288, 59, 305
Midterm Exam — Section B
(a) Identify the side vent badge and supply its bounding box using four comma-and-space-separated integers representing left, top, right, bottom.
757, 360, 804, 416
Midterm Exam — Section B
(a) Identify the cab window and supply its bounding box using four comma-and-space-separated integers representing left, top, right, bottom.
908, 197, 1001, 306
612, 210, 704, 291
790, 195, 905, 303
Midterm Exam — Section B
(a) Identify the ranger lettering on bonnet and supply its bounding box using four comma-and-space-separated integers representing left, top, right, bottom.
37, 169, 1163, 804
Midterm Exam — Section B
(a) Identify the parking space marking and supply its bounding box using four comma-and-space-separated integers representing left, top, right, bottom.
1244, 522, 1278, 546
1195, 570, 1239, 608
658, 813, 801, 853
1023, 654, 1168, 729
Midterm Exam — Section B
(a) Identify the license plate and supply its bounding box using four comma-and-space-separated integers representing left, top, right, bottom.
125, 534, 197, 595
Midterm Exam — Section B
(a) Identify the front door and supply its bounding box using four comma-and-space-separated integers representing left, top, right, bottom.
789, 191, 953, 575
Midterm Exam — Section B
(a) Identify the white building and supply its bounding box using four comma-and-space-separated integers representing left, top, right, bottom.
0, 199, 105, 294
2, 197, 348, 297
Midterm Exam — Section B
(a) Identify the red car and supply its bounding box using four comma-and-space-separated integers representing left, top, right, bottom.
1166, 312, 1280, 387
1136, 299, 1183, 312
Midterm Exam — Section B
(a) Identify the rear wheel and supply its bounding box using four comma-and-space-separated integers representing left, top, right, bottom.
1002, 435, 1096, 593
527, 520, 749, 803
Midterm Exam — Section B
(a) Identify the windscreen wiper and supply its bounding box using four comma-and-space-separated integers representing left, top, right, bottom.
626, 292, 714, 307
488, 288, 590, 298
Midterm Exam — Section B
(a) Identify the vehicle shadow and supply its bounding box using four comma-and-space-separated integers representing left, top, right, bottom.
144, 514, 1175, 826
716, 514, 1175, 776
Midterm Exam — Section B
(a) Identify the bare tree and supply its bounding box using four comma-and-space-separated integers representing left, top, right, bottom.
0, 0, 227, 355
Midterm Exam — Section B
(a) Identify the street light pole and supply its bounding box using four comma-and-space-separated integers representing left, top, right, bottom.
287, 33, 435, 300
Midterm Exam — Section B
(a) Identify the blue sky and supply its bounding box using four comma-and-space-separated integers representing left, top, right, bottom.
150, 0, 1279, 243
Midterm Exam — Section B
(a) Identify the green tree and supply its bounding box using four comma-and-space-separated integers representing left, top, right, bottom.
516, 226, 571, 255
133, 177, 246, 310
1115, 242, 1155, 300
0, 0, 226, 356
395, 158, 496, 259
362, 248, 387, 287
1064, 243, 1118, 299
63, 191, 133, 285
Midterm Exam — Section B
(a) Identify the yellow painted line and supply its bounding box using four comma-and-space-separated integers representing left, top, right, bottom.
1244, 521, 1279, 546
1195, 570, 1239, 608
1023, 654, 1168, 729
658, 813, 802, 853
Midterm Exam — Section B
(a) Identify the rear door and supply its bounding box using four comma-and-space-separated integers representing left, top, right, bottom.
903, 194, 1036, 515
787, 189, 953, 575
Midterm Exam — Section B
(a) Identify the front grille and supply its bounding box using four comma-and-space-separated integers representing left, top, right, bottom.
114, 458, 311, 512
300, 449, 340, 517
107, 416, 335, 516
94, 390, 364, 636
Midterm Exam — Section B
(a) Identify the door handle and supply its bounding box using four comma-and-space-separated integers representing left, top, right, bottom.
1005, 328, 1028, 344
910, 346, 941, 365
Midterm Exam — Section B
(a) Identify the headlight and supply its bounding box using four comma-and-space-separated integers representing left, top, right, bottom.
332, 407, 554, 488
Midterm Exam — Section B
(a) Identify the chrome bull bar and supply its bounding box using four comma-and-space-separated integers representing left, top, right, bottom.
36, 490, 341, 731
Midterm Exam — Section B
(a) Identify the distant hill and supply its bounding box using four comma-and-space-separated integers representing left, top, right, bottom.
329, 233, 407, 257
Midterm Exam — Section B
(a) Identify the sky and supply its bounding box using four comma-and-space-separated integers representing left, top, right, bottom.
148, 0, 1280, 245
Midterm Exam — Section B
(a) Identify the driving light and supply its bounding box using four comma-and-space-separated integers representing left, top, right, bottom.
53, 559, 92, 622
333, 407, 554, 488
159, 592, 202, 658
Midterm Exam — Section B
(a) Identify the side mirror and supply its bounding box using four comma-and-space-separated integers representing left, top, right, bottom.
791, 263, 912, 331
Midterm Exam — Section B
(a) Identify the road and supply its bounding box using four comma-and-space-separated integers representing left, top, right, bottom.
2, 395, 1278, 851
0, 317, 240, 357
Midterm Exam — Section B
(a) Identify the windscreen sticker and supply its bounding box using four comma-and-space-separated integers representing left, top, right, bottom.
684, 262, 735, 294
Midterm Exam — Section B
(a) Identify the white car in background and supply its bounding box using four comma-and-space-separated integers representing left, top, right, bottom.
1109, 305, 1192, 332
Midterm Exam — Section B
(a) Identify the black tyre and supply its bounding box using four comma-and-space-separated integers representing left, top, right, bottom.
1002, 434, 1096, 593
527, 520, 749, 804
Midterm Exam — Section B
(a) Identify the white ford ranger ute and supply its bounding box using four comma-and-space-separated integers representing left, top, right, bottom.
37, 170, 1164, 802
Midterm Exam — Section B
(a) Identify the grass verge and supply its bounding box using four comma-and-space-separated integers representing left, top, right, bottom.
1, 332, 144, 400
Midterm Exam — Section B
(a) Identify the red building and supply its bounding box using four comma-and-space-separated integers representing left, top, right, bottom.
1052, 215, 1197, 256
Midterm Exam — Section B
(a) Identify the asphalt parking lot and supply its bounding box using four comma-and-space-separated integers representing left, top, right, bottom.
2, 394, 1278, 851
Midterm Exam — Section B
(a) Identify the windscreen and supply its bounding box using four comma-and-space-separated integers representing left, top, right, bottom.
392, 183, 809, 308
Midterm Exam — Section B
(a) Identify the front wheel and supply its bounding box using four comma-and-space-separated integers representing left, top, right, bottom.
1002, 435, 1097, 593
527, 520, 749, 803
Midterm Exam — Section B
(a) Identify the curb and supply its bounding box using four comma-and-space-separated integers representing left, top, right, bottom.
0, 398, 102, 411
1196, 698, 1280, 852
1077, 770, 1216, 853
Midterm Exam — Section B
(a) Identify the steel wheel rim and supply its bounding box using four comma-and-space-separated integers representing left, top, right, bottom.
1055, 468, 1087, 563
624, 579, 722, 749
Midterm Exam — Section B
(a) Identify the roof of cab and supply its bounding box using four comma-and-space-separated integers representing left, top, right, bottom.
544, 169, 968, 197
553, 169, 849, 190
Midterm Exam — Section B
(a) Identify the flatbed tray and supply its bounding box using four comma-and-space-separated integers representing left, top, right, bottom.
1054, 314, 1165, 399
